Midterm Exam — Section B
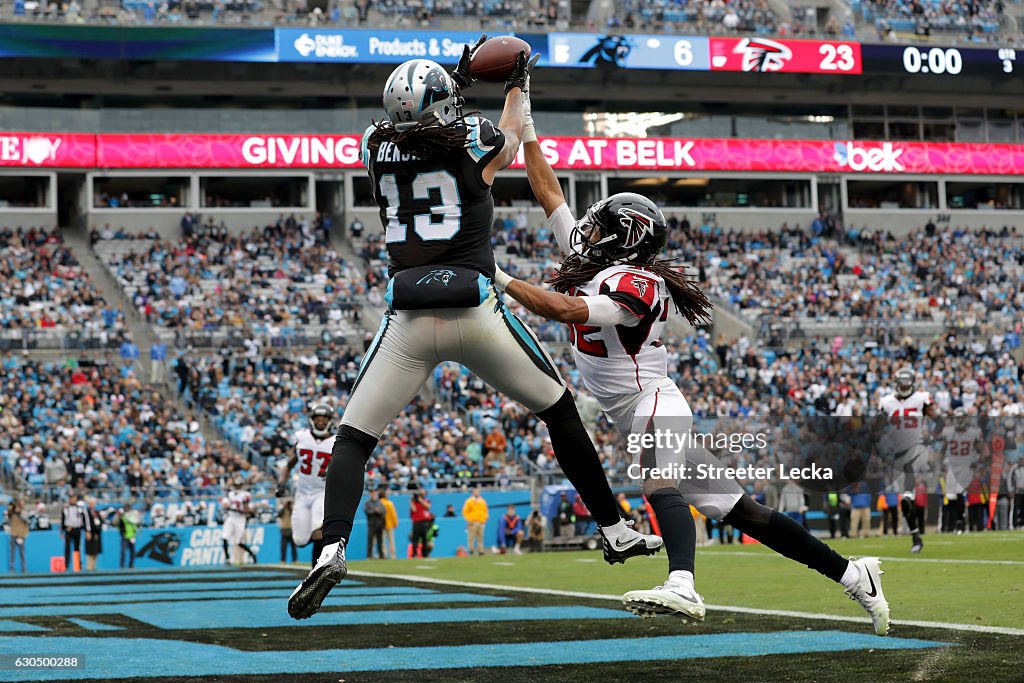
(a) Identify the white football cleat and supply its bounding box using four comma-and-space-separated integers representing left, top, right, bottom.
845, 556, 890, 636
288, 541, 346, 620
623, 580, 706, 621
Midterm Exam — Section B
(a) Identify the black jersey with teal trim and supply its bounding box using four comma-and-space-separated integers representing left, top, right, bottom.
361, 115, 505, 278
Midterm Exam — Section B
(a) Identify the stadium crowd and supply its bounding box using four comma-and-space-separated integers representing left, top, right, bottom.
860, 0, 1004, 37
93, 214, 364, 337
0, 352, 279, 506
0, 226, 126, 339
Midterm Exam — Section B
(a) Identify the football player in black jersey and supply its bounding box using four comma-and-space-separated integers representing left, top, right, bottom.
288, 39, 662, 621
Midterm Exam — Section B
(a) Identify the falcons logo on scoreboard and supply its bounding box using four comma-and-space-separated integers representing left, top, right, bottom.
733, 38, 793, 72
618, 208, 656, 249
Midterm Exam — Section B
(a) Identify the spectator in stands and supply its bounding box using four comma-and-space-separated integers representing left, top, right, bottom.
497, 505, 524, 555
61, 493, 89, 571
84, 497, 104, 571
380, 490, 398, 559
462, 488, 488, 556
364, 488, 386, 560
5, 498, 29, 573
350, 218, 364, 240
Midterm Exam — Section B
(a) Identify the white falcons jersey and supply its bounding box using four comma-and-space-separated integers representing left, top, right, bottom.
569, 264, 670, 405
222, 490, 251, 519
878, 391, 932, 453
292, 429, 336, 496
942, 425, 982, 492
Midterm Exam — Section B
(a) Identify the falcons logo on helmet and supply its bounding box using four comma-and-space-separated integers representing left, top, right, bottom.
618, 208, 656, 249
733, 38, 793, 72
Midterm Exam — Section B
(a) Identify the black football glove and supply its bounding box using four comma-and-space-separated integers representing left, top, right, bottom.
451, 34, 488, 90
275, 483, 287, 498
505, 51, 540, 95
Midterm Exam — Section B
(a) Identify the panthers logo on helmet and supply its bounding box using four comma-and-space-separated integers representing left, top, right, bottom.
421, 68, 452, 110
416, 268, 458, 286
618, 208, 656, 250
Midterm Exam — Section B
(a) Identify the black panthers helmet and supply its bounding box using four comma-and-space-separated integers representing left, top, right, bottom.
309, 403, 334, 439
571, 193, 668, 264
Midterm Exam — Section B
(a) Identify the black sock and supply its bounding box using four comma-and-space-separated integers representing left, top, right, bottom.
322, 425, 379, 546
648, 488, 695, 574
536, 390, 619, 526
900, 497, 919, 535
239, 543, 258, 564
222, 540, 230, 563
310, 538, 323, 567
724, 495, 848, 584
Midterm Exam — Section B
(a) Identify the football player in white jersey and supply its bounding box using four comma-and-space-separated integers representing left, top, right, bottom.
489, 102, 890, 636
877, 367, 935, 553
221, 478, 257, 565
938, 407, 985, 534
278, 403, 336, 567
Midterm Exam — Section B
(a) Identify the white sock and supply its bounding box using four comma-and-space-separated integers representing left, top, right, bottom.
839, 561, 861, 590
668, 570, 695, 592
601, 520, 629, 540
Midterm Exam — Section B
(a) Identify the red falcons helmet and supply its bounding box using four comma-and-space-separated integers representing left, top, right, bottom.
570, 193, 668, 264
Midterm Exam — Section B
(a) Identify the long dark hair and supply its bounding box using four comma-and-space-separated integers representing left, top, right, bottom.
366, 114, 475, 161
547, 254, 713, 327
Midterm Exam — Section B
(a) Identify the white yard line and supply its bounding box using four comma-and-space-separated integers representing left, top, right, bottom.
694, 550, 1024, 566
271, 567, 1023, 637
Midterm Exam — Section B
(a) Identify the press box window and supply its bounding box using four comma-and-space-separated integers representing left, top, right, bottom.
93, 177, 189, 208
200, 176, 310, 208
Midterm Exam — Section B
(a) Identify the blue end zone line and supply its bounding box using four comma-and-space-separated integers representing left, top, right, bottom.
0, 586, 436, 606
0, 580, 400, 600
0, 593, 508, 619
0, 631, 953, 681
334, 568, 1024, 638
0, 570, 304, 585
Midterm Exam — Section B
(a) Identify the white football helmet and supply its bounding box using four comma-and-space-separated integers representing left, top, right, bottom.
383, 59, 460, 131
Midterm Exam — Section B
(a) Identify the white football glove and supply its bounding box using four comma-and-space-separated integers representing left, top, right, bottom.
493, 265, 514, 292
521, 91, 537, 144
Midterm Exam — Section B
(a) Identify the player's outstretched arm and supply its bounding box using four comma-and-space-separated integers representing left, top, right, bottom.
494, 265, 637, 327
525, 138, 565, 218
483, 52, 535, 185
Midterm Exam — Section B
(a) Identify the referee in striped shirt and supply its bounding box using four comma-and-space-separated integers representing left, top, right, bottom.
62, 493, 91, 572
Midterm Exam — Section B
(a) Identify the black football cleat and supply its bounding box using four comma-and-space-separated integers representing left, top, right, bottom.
288, 541, 346, 620
601, 525, 663, 565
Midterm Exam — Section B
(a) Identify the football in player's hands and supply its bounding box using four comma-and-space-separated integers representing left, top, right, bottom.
470, 36, 532, 82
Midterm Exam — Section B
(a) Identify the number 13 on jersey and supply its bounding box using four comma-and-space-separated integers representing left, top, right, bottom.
379, 171, 463, 243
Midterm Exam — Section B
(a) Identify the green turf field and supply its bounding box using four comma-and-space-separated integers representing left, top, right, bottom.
353, 530, 1024, 629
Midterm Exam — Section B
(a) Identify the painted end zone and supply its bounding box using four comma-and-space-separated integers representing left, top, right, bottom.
0, 631, 950, 680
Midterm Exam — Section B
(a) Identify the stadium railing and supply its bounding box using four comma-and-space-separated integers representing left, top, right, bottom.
0, 329, 125, 352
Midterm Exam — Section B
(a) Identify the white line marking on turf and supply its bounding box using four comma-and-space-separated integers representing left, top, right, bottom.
296, 567, 1024, 637
695, 550, 1024, 566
